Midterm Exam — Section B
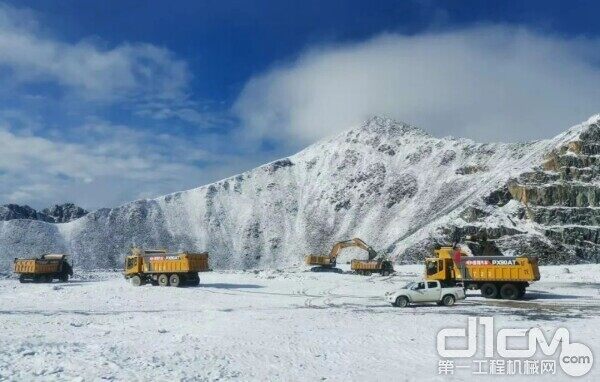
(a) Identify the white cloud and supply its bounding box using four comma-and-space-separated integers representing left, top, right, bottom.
0, 120, 264, 209
233, 26, 600, 145
0, 3, 189, 103
0, 3, 271, 209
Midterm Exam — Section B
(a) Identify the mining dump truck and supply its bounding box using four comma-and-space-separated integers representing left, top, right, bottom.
13, 254, 73, 283
124, 248, 209, 287
349, 239, 394, 275
351, 258, 394, 276
425, 245, 540, 299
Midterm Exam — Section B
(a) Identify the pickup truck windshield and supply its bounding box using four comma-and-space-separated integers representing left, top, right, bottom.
403, 282, 416, 289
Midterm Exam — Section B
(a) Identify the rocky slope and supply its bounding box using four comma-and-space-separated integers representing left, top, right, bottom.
0, 115, 598, 270
0, 203, 87, 223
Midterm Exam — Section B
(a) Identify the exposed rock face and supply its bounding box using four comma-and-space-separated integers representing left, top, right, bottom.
0, 203, 88, 223
0, 115, 599, 270
0, 204, 52, 222
503, 119, 600, 262
42, 204, 89, 223
427, 115, 600, 265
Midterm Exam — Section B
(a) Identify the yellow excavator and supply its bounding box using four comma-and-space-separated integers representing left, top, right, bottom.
305, 238, 391, 273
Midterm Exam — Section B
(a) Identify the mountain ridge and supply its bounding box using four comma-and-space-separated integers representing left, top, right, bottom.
0, 203, 88, 223
1, 114, 599, 270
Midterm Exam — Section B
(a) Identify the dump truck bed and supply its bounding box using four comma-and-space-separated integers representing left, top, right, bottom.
14, 258, 63, 275
351, 259, 384, 270
458, 256, 540, 282
142, 252, 209, 274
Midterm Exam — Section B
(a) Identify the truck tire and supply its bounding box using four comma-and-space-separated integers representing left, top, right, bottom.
131, 275, 142, 287
19, 275, 26, 283
59, 273, 69, 282
481, 283, 498, 299
395, 296, 409, 308
169, 274, 181, 287
364, 271, 372, 276
158, 274, 169, 287
381, 270, 389, 276
500, 283, 519, 300
187, 274, 200, 286
442, 294, 456, 306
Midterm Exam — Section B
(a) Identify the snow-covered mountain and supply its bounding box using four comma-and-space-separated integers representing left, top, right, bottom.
1, 115, 599, 270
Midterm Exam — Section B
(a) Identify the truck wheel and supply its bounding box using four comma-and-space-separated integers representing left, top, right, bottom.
188, 274, 200, 286
500, 283, 519, 300
158, 274, 169, 287
169, 274, 181, 287
395, 296, 409, 308
381, 270, 389, 276
131, 275, 142, 287
481, 283, 498, 299
18, 275, 26, 283
364, 271, 372, 276
59, 273, 69, 282
442, 294, 456, 306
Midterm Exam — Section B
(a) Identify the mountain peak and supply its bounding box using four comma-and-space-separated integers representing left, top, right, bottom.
361, 115, 431, 138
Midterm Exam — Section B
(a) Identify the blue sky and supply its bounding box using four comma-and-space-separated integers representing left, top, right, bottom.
0, 1, 599, 210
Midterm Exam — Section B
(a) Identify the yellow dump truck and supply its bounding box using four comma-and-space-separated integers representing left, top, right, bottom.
425, 246, 540, 299
124, 248, 209, 287
351, 259, 394, 276
13, 254, 73, 283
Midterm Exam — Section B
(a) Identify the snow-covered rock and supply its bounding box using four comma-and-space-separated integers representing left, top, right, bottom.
1, 115, 599, 270
42, 203, 88, 223
0, 203, 87, 223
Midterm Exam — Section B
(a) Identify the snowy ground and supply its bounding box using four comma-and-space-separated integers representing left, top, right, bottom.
0, 265, 599, 381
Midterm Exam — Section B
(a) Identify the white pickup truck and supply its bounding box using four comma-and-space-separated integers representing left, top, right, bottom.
386, 280, 466, 307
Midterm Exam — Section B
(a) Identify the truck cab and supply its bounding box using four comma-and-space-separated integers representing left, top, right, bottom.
425, 246, 465, 281
124, 255, 142, 276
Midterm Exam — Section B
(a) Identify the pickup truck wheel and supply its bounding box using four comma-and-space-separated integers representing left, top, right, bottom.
169, 274, 181, 287
481, 283, 498, 299
158, 274, 169, 287
395, 296, 409, 308
500, 283, 519, 300
442, 294, 456, 306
